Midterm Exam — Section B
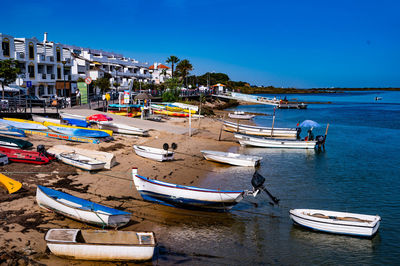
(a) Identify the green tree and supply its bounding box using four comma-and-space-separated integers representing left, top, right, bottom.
0, 59, 20, 99
162, 77, 181, 102
175, 59, 193, 86
166, 55, 180, 78
93, 77, 111, 94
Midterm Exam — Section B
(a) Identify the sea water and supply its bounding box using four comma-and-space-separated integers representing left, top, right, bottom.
157, 91, 400, 265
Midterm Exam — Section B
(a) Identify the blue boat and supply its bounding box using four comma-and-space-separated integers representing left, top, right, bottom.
0, 123, 26, 137
36, 185, 131, 228
108, 104, 141, 108
47, 125, 110, 138
62, 118, 90, 128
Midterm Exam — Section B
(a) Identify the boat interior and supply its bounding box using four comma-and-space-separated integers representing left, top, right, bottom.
308, 213, 372, 223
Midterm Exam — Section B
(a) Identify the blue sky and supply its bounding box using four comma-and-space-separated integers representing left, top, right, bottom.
2, 0, 399, 87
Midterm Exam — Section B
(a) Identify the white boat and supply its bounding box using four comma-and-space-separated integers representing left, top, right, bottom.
289, 209, 381, 237
235, 134, 318, 149
58, 152, 106, 171
36, 185, 131, 228
228, 111, 255, 120
132, 168, 267, 211
59, 112, 86, 120
201, 150, 262, 167
172, 102, 199, 112
0, 122, 26, 137
45, 229, 156, 261
0, 118, 47, 130
133, 145, 174, 161
31, 114, 60, 124
222, 120, 299, 138
97, 121, 149, 136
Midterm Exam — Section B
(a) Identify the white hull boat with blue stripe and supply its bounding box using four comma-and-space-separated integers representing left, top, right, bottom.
289, 209, 381, 237
132, 168, 253, 211
235, 133, 317, 149
36, 186, 131, 228
58, 152, 106, 171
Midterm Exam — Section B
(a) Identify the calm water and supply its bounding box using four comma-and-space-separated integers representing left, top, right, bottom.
156, 91, 400, 265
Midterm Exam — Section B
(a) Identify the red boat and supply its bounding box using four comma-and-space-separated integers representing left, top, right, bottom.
0, 145, 55, 165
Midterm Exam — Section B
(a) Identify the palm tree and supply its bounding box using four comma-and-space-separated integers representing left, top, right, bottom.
166, 55, 180, 78
175, 59, 193, 86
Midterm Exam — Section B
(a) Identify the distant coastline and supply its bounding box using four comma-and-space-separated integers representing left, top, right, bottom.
236, 87, 400, 94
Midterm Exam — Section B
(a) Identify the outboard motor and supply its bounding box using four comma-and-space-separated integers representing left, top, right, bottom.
37, 145, 46, 154
316, 135, 325, 145
251, 171, 280, 205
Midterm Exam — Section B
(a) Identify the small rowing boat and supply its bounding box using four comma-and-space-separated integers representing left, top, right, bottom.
201, 150, 262, 167
45, 229, 156, 261
234, 133, 319, 149
289, 209, 381, 237
0, 173, 21, 193
132, 168, 271, 211
0, 146, 53, 164
133, 145, 174, 161
58, 152, 106, 171
222, 120, 299, 138
0, 135, 33, 149
228, 111, 255, 120
36, 185, 131, 227
97, 121, 149, 136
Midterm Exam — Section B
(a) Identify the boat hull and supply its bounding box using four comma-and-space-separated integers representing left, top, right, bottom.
235, 134, 317, 149
289, 209, 381, 237
223, 120, 298, 138
132, 170, 244, 211
0, 147, 50, 164
58, 153, 106, 171
36, 186, 131, 228
98, 122, 149, 136
0, 173, 21, 193
201, 150, 261, 167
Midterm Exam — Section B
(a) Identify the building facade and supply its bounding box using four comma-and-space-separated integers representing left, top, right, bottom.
0, 32, 153, 98
149, 63, 171, 84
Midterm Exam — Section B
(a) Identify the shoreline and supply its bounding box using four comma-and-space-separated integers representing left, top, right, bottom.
0, 110, 245, 264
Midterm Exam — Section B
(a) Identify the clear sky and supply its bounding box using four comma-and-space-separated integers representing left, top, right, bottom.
2, 0, 399, 88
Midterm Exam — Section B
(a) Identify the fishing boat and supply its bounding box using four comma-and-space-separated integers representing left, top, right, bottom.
31, 114, 60, 124
133, 145, 174, 161
0, 146, 53, 164
289, 209, 381, 237
234, 133, 320, 149
36, 185, 131, 227
0, 118, 48, 130
45, 229, 156, 261
97, 121, 149, 136
0, 173, 21, 193
44, 121, 112, 138
228, 111, 256, 120
222, 120, 299, 138
201, 150, 262, 167
58, 152, 106, 171
0, 135, 33, 149
0, 122, 26, 137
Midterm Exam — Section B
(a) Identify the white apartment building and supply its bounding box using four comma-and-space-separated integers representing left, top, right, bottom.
0, 32, 153, 98
149, 63, 171, 84
0, 32, 74, 97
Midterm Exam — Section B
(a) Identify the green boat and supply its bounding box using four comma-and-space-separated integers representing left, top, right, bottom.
0, 136, 33, 149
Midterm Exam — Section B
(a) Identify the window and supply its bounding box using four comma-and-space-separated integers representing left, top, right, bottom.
2, 38, 10, 57
48, 85, 54, 94
57, 66, 61, 79
39, 85, 45, 96
56, 47, 61, 62
29, 42, 34, 60
28, 63, 35, 78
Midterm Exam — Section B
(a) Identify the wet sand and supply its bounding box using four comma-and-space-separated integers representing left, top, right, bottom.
0, 109, 248, 265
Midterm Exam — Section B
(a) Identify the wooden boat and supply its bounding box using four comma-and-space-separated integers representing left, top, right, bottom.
289, 209, 381, 237
97, 121, 149, 136
222, 120, 299, 138
0, 146, 53, 164
58, 152, 106, 171
36, 185, 131, 227
0, 135, 33, 149
0, 153, 8, 166
133, 145, 174, 161
0, 118, 48, 130
0, 122, 26, 137
0, 173, 21, 193
228, 111, 255, 120
201, 150, 262, 167
235, 133, 318, 149
45, 229, 156, 261
132, 168, 258, 211
44, 121, 112, 138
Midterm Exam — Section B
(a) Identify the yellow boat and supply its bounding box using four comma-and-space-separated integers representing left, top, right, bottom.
166, 106, 183, 112
0, 173, 22, 194
43, 121, 113, 136
183, 108, 196, 114
3, 117, 45, 125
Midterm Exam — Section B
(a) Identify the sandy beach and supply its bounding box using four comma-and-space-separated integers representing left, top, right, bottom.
0, 107, 254, 265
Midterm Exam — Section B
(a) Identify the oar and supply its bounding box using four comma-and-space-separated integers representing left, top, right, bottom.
323, 123, 330, 144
